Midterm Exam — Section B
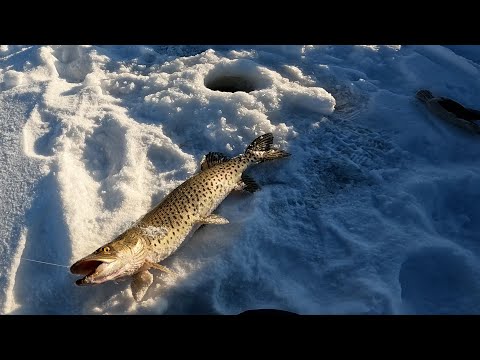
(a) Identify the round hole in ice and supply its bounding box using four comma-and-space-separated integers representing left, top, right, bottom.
205, 75, 257, 93
204, 60, 269, 93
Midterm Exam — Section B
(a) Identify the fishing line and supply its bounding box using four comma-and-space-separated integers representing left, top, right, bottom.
21, 257, 70, 269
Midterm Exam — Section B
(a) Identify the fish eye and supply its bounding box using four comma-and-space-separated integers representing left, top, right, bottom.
96, 246, 110, 254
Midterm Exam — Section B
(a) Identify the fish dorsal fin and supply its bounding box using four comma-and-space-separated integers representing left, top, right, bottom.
200, 152, 230, 171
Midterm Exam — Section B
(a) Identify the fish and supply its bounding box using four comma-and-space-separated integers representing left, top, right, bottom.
70, 133, 290, 302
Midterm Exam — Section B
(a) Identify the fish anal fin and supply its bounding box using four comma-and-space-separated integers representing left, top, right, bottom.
131, 270, 153, 302
197, 214, 229, 225
200, 152, 230, 171
235, 174, 260, 193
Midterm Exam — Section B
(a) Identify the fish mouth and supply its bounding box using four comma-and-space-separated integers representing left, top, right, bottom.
70, 255, 121, 286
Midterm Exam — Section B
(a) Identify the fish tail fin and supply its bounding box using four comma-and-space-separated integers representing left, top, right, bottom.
244, 133, 290, 163
416, 89, 434, 103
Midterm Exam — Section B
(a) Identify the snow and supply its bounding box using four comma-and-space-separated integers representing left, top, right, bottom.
1, 45, 480, 314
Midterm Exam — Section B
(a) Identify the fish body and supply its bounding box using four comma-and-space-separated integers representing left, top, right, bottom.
70, 133, 289, 301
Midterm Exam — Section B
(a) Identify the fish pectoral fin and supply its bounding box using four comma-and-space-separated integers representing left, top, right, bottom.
131, 270, 153, 302
147, 261, 176, 276
198, 214, 229, 225
234, 174, 260, 193
200, 152, 230, 171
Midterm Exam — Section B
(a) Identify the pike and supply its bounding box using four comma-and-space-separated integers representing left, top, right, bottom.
70, 133, 290, 301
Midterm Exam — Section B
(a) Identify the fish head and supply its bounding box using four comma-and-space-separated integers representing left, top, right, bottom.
70, 237, 145, 286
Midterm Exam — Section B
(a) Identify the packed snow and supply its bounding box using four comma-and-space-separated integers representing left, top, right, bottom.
1, 45, 480, 314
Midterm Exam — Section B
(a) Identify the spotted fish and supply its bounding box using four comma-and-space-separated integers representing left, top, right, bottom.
70, 133, 290, 301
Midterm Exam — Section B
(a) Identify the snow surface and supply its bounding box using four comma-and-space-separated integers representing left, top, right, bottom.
1, 45, 480, 314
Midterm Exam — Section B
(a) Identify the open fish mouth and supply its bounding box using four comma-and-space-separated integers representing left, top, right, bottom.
70, 257, 121, 286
